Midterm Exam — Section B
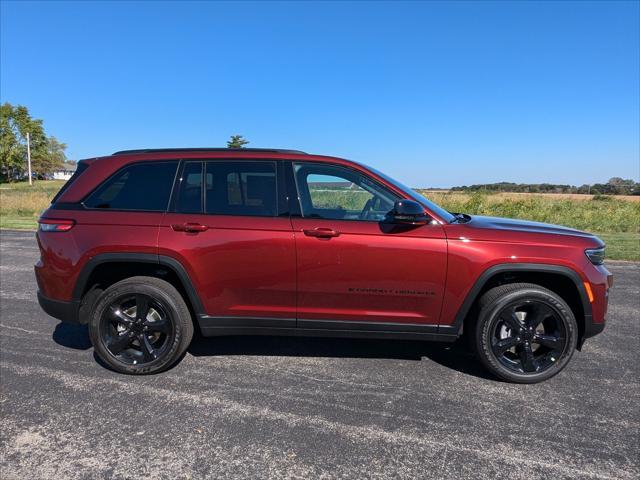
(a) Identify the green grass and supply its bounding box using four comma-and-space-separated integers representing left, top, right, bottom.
597, 233, 640, 261
1, 180, 638, 261
424, 190, 639, 261
0, 180, 65, 229
0, 216, 41, 230
0, 179, 66, 193
422, 190, 640, 234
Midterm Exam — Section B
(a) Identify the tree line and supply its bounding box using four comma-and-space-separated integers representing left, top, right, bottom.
450, 178, 639, 196
1, 103, 68, 181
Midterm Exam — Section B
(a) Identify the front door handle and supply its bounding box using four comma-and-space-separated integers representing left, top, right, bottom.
303, 227, 340, 238
172, 222, 209, 233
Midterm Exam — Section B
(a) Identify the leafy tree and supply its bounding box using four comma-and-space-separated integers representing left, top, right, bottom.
1, 103, 44, 180
32, 136, 67, 178
227, 135, 249, 149
607, 177, 633, 186
606, 177, 636, 195
0, 103, 65, 181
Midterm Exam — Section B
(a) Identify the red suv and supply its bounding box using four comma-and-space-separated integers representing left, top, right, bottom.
35, 148, 612, 382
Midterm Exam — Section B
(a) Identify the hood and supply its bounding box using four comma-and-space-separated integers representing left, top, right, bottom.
466, 215, 597, 239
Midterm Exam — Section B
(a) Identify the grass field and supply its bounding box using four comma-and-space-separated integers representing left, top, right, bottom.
0, 180, 66, 230
421, 190, 638, 260
1, 180, 638, 260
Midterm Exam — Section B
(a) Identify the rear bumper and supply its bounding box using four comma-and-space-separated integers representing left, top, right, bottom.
37, 291, 81, 324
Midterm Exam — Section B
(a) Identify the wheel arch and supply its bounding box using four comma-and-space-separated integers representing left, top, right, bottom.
73, 253, 205, 324
450, 263, 593, 349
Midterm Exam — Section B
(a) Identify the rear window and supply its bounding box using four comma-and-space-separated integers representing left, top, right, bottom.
83, 161, 178, 211
51, 161, 90, 204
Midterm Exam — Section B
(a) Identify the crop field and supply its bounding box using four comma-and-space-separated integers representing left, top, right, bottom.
1, 180, 638, 260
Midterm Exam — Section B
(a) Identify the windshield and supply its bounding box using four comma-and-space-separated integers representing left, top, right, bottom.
362, 164, 457, 223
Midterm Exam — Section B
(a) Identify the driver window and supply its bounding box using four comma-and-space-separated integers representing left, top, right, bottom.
293, 163, 398, 221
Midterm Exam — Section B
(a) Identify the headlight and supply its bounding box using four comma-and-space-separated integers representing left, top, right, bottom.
585, 247, 605, 265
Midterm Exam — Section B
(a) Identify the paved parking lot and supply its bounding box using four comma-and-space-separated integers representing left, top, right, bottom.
0, 230, 638, 479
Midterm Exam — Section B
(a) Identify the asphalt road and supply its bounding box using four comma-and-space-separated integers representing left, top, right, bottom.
1, 229, 638, 479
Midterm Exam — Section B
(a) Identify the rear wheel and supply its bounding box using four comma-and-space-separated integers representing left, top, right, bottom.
474, 283, 578, 383
88, 276, 193, 374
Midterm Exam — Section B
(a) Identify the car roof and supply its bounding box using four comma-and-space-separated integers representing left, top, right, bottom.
112, 148, 308, 156
82, 148, 358, 168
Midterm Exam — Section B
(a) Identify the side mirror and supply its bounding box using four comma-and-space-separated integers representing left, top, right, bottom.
386, 199, 429, 225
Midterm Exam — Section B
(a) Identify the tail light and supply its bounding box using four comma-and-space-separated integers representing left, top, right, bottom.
38, 218, 75, 232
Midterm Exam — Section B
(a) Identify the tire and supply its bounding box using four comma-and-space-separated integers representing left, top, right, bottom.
88, 276, 194, 374
473, 283, 578, 384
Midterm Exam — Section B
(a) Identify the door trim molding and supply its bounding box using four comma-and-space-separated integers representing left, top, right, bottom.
298, 318, 439, 333
196, 315, 451, 341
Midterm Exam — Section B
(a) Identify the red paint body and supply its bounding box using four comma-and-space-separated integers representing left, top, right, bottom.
34, 150, 612, 338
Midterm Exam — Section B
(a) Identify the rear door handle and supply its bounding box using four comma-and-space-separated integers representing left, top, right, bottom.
303, 227, 340, 238
172, 222, 209, 233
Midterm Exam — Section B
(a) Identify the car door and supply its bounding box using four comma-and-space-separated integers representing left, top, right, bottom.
289, 161, 447, 330
158, 159, 296, 327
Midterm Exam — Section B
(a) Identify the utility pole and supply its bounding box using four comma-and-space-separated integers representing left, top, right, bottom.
26, 132, 32, 186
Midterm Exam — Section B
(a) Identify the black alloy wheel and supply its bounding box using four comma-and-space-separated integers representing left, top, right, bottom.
89, 276, 193, 374
101, 293, 175, 365
489, 300, 568, 374
474, 283, 578, 383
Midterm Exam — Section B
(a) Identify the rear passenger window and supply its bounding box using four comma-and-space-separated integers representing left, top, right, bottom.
205, 161, 277, 217
84, 162, 178, 211
173, 161, 203, 213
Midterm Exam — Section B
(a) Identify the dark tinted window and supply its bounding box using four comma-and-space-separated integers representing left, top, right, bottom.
84, 161, 178, 211
174, 161, 203, 213
205, 161, 277, 217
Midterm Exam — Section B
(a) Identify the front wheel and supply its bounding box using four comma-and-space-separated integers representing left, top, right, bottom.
473, 283, 578, 383
88, 276, 194, 374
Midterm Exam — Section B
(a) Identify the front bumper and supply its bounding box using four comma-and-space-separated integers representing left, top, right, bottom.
37, 291, 81, 324
578, 269, 612, 348
583, 321, 606, 340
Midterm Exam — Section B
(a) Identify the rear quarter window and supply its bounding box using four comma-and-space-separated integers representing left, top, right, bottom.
83, 161, 178, 211
51, 161, 90, 204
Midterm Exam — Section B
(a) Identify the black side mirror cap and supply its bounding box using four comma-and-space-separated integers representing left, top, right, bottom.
386, 199, 430, 225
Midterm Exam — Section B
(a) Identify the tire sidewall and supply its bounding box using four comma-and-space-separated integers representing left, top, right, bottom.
476, 288, 578, 383
89, 281, 188, 374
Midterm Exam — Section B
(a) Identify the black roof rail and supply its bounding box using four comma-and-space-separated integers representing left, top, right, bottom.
112, 147, 308, 155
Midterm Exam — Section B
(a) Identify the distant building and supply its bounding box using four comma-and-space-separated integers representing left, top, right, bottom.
52, 163, 77, 180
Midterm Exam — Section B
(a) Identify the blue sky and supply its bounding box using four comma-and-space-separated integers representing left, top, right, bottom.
1, 1, 638, 187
